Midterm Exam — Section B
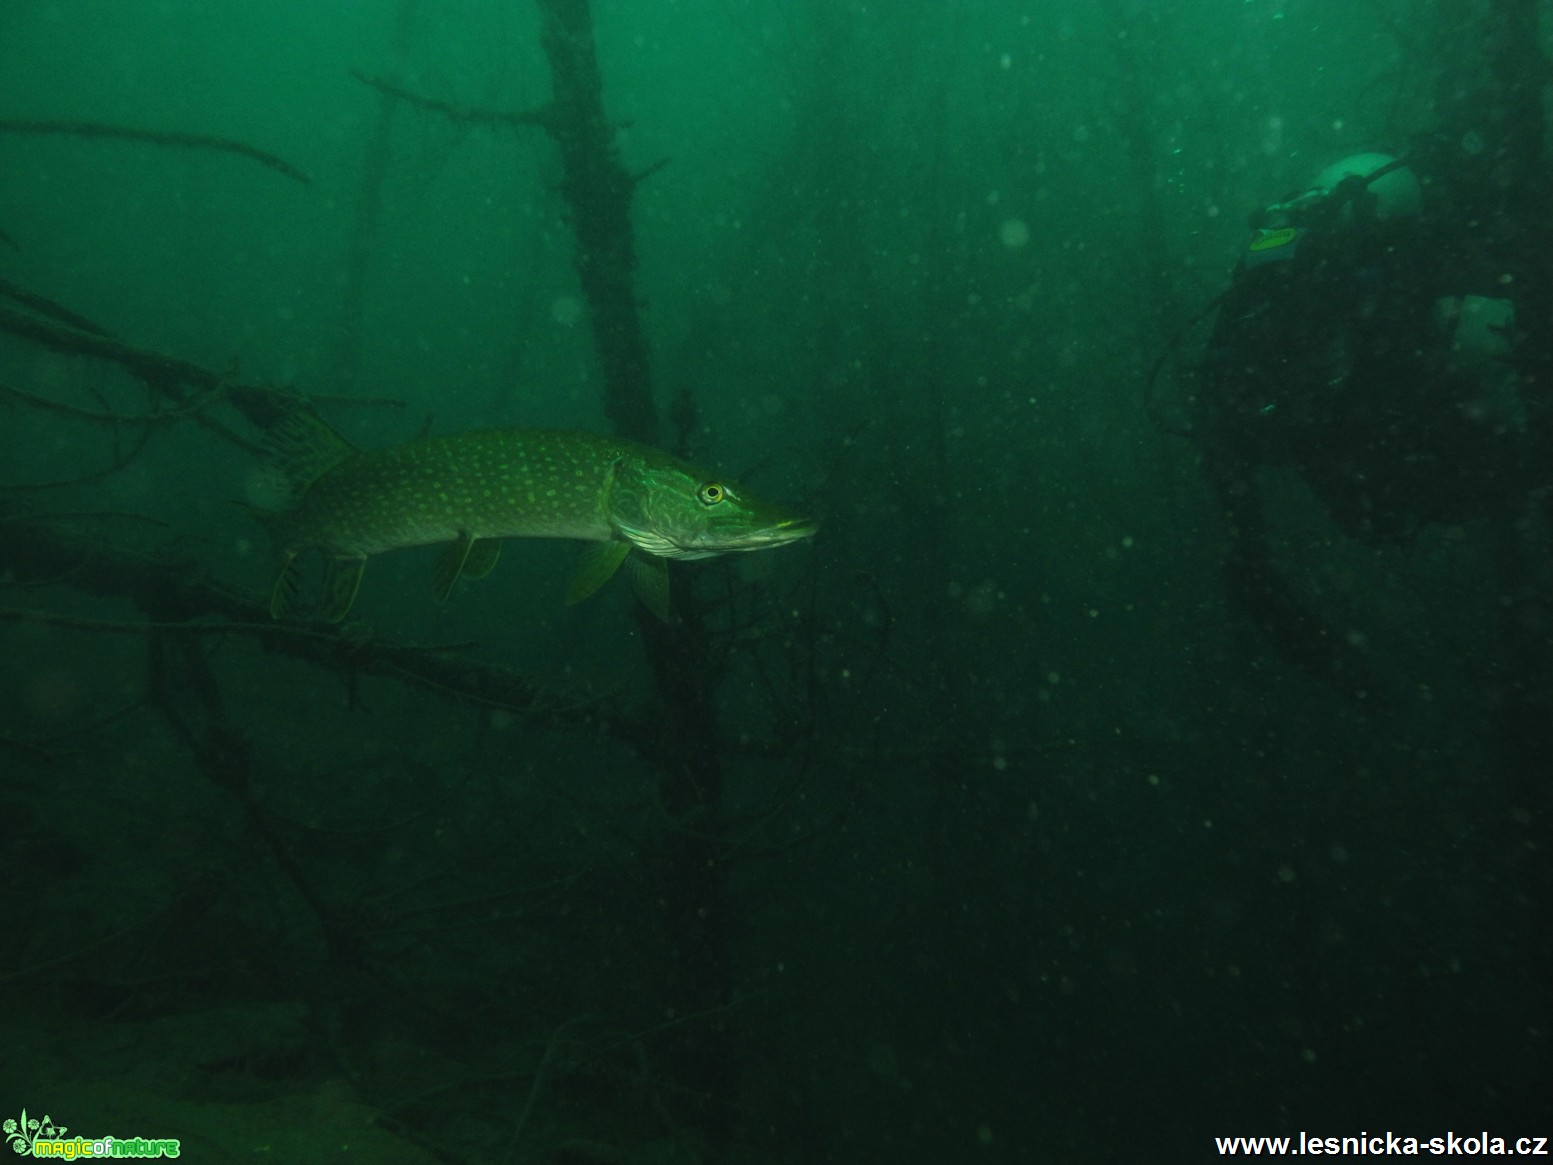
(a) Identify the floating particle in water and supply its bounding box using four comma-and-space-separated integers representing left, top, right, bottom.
1000, 218, 1030, 248
551, 295, 583, 326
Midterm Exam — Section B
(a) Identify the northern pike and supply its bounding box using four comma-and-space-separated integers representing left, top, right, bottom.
253, 413, 816, 622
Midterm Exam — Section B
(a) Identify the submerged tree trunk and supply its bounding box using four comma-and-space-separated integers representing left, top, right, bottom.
530, 0, 737, 1149
535, 0, 659, 448
335, 0, 422, 392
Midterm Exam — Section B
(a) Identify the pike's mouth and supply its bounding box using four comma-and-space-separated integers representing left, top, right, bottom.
721, 516, 818, 550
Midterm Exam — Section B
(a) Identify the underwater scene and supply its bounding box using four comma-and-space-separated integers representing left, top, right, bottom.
1, 1, 1549, 1161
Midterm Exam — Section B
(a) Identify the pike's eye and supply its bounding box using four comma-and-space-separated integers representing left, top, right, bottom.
697, 482, 726, 506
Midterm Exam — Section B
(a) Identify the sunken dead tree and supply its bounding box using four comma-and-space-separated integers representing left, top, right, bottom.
361, 0, 750, 1147
535, 0, 661, 449
530, 0, 741, 1148
333, 0, 422, 391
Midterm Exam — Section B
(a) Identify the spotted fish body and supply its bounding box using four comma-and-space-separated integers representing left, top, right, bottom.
261, 418, 815, 622
281, 429, 622, 555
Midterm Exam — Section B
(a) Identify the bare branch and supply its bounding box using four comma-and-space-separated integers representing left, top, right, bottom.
0, 514, 645, 739
0, 276, 110, 334
350, 69, 554, 132
0, 118, 311, 184
0, 301, 292, 430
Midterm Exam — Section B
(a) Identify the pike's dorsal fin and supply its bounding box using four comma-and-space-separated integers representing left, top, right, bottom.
567, 541, 631, 606
626, 553, 671, 623
267, 409, 358, 501
434, 531, 476, 604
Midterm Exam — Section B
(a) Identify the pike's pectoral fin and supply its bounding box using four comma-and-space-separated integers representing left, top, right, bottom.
567, 541, 631, 606
463, 537, 502, 580
626, 553, 672, 623
270, 552, 301, 619
433, 531, 481, 604
434, 533, 501, 602
320, 556, 367, 623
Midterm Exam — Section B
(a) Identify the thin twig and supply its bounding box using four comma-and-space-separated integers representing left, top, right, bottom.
0, 118, 311, 183
0, 276, 111, 335
0, 517, 643, 741
350, 69, 553, 132
0, 510, 172, 529
0, 375, 230, 427
0, 898, 180, 984
0, 425, 155, 492
0, 732, 54, 757
25, 696, 150, 747
0, 301, 307, 434
0, 606, 400, 648
505, 1016, 594, 1164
